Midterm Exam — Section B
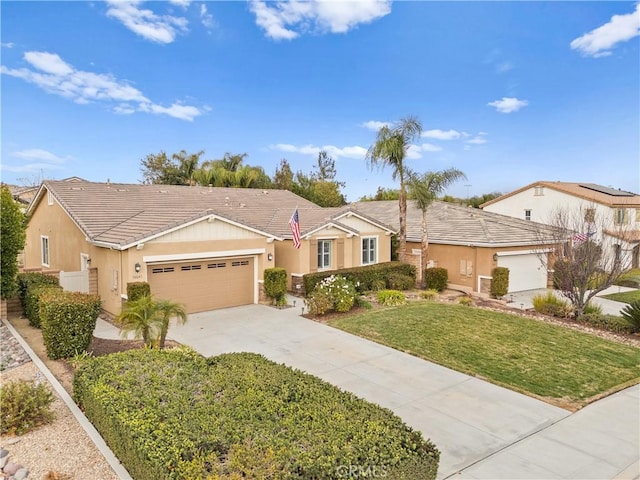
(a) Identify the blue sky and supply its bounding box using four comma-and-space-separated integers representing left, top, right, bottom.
2, 1, 639, 201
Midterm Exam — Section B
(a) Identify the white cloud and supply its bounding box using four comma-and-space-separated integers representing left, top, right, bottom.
1, 51, 203, 121
421, 143, 443, 152
422, 129, 461, 140
106, 0, 188, 44
496, 61, 513, 73
11, 149, 67, 163
570, 4, 640, 57
269, 143, 367, 159
200, 4, 215, 29
405, 144, 422, 160
487, 97, 528, 113
361, 120, 392, 131
2, 42, 15, 48
2, 162, 65, 174
168, 0, 191, 8
466, 136, 487, 145
3, 148, 69, 174
249, 0, 392, 41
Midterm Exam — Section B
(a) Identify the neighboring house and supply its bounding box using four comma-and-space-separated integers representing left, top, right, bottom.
23, 180, 393, 315
352, 200, 559, 293
481, 182, 640, 269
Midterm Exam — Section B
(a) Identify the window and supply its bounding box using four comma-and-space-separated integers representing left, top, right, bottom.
534, 186, 544, 196
635, 209, 640, 223
584, 208, 596, 223
524, 209, 531, 221
362, 237, 377, 265
317, 240, 331, 269
41, 236, 49, 266
614, 208, 628, 225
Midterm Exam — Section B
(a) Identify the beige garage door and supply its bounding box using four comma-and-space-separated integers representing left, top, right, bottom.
148, 257, 254, 313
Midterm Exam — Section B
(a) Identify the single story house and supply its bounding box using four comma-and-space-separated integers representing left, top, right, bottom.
352, 200, 560, 294
23, 180, 394, 315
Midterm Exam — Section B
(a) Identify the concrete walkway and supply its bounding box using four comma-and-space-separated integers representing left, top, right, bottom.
93, 300, 639, 479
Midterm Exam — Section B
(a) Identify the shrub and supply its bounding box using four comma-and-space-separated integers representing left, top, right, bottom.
127, 282, 151, 302
40, 291, 101, 359
583, 302, 603, 316
490, 267, 509, 298
620, 300, 640, 333
24, 284, 63, 328
424, 268, 448, 292
420, 289, 439, 301
387, 272, 415, 290
354, 296, 373, 310
616, 269, 640, 288
73, 350, 440, 480
458, 296, 473, 306
306, 275, 356, 315
377, 290, 406, 307
303, 262, 415, 295
17, 272, 59, 310
0, 379, 54, 435
263, 268, 288, 306
532, 292, 573, 318
578, 313, 636, 335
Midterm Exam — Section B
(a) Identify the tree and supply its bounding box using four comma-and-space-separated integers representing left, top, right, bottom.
1, 186, 27, 299
538, 205, 629, 318
366, 116, 422, 262
442, 191, 502, 208
359, 187, 401, 202
273, 159, 294, 191
408, 168, 467, 287
140, 150, 204, 185
155, 298, 187, 349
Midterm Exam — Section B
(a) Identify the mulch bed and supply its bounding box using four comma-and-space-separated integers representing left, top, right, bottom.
88, 337, 182, 357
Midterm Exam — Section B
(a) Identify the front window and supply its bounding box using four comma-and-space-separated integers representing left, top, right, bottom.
524, 209, 531, 221
584, 208, 596, 223
614, 208, 627, 225
41, 236, 49, 266
317, 240, 331, 269
362, 237, 377, 265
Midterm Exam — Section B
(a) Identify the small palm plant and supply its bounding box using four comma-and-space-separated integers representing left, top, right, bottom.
620, 300, 640, 333
116, 295, 186, 348
155, 299, 187, 349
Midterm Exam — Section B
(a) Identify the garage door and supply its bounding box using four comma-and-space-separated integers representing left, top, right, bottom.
497, 253, 547, 293
148, 257, 254, 313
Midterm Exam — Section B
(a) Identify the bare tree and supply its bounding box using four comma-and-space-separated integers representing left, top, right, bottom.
539, 204, 629, 318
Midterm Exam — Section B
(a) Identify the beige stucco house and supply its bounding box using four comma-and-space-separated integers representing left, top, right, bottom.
24, 180, 393, 315
352, 200, 559, 294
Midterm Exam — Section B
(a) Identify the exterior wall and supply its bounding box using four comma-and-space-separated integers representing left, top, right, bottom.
274, 240, 304, 290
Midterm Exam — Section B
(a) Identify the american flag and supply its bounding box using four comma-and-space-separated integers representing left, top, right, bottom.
572, 231, 595, 243
289, 208, 301, 249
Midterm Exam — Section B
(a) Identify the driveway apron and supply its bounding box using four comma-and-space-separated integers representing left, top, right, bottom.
167, 303, 572, 478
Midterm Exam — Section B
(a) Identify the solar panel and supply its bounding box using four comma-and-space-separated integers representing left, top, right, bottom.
579, 183, 636, 197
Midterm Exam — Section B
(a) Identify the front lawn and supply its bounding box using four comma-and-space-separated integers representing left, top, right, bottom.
601, 289, 640, 304
329, 302, 640, 408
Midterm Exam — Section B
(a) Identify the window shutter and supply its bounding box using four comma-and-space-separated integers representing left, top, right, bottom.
337, 238, 345, 269
459, 260, 466, 275
309, 239, 318, 272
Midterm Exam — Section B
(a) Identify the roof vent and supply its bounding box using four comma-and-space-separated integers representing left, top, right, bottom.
159, 190, 168, 194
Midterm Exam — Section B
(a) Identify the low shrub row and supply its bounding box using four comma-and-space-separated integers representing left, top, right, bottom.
16, 272, 59, 311
303, 262, 416, 295
24, 284, 63, 328
577, 313, 636, 335
0, 379, 54, 436
74, 349, 440, 480
423, 268, 448, 292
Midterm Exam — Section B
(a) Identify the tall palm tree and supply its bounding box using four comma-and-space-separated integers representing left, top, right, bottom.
115, 295, 162, 347
408, 168, 467, 287
366, 116, 422, 262
155, 299, 187, 349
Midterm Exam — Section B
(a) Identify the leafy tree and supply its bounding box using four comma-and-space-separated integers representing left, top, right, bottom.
140, 150, 204, 185
116, 295, 186, 348
366, 116, 422, 262
273, 159, 295, 191
442, 191, 502, 208
1, 186, 27, 299
360, 187, 402, 202
408, 168, 467, 287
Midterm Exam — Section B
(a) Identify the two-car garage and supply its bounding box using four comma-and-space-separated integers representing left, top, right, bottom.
147, 256, 255, 314
497, 251, 549, 293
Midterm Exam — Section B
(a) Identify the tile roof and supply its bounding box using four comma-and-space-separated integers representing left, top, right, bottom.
352, 200, 558, 247
33, 180, 392, 248
481, 181, 640, 208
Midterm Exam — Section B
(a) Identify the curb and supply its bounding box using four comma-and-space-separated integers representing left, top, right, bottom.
1, 319, 132, 480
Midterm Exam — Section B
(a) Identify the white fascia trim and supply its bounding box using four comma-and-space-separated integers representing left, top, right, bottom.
494, 248, 554, 257
143, 248, 266, 264
303, 222, 357, 239
407, 239, 558, 248
333, 211, 396, 234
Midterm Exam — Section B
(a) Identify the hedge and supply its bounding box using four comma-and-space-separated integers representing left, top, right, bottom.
74, 349, 440, 480
303, 262, 416, 296
577, 313, 636, 335
127, 282, 151, 302
16, 272, 59, 310
490, 267, 509, 298
264, 268, 287, 306
40, 292, 101, 359
24, 284, 63, 328
423, 268, 448, 292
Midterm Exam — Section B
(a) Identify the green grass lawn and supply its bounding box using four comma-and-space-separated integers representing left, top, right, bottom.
601, 289, 640, 304
329, 302, 640, 408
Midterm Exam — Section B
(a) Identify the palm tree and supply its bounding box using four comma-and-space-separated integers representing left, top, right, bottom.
408, 168, 467, 287
115, 295, 162, 348
366, 116, 422, 262
155, 299, 187, 349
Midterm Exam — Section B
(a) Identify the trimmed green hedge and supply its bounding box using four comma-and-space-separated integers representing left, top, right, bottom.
16, 272, 59, 310
424, 268, 448, 292
127, 282, 151, 302
24, 284, 63, 328
74, 350, 440, 480
577, 313, 636, 335
303, 262, 416, 296
264, 267, 287, 306
40, 292, 101, 359
490, 267, 509, 298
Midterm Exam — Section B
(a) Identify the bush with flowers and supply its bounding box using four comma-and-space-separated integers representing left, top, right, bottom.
305, 275, 357, 315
